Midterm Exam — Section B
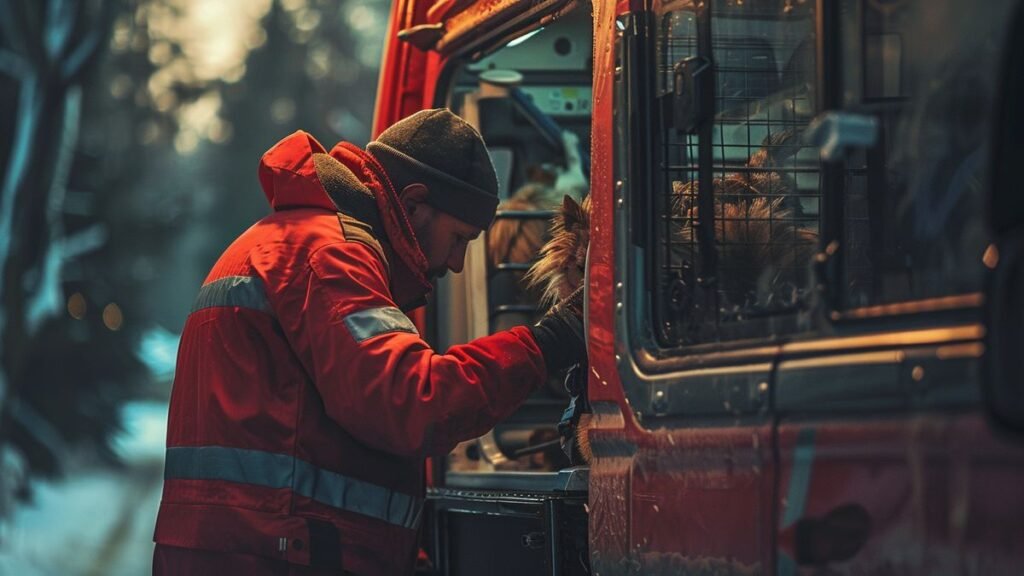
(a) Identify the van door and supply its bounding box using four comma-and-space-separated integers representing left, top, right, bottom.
601, 1, 823, 572
774, 1, 1024, 573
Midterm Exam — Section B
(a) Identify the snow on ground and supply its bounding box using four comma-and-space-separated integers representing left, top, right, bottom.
0, 401, 168, 576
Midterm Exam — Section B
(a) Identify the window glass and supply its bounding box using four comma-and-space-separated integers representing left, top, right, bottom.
839, 0, 1016, 307
653, 1, 819, 347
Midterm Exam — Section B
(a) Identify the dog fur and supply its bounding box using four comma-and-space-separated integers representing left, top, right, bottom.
523, 194, 591, 307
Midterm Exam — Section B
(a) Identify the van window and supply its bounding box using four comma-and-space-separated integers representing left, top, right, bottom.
837, 0, 1015, 308
651, 1, 820, 347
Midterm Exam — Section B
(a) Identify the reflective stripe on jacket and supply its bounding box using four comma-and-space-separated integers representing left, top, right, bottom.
153, 131, 547, 575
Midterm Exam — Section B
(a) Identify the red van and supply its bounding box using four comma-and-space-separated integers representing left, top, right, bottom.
373, 1, 1024, 574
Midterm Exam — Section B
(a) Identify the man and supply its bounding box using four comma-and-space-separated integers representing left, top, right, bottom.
152, 109, 585, 575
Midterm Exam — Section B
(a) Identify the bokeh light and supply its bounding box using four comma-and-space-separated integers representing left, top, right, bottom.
67, 293, 87, 320
102, 303, 124, 331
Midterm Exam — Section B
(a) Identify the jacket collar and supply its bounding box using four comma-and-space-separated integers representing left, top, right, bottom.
258, 131, 433, 310
329, 142, 433, 311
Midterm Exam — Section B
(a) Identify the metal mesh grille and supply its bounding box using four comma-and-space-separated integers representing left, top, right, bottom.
655, 4, 820, 345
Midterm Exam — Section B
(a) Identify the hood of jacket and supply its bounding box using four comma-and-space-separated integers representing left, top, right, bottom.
258, 130, 432, 309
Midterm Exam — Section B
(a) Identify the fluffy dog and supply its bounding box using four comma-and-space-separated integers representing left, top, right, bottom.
524, 194, 593, 463
523, 194, 591, 306
671, 131, 818, 311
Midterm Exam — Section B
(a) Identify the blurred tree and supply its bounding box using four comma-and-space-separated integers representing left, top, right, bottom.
193, 0, 387, 283
0, 0, 389, 519
0, 0, 140, 515
84, 0, 388, 331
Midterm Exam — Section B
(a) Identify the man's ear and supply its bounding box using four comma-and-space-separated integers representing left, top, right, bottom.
399, 183, 430, 217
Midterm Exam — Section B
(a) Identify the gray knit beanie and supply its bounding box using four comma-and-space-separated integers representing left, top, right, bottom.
367, 109, 499, 230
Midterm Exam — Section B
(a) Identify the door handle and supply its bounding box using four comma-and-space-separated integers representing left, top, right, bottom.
795, 503, 872, 565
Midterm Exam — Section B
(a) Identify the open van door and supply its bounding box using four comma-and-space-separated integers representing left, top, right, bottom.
375, 3, 592, 575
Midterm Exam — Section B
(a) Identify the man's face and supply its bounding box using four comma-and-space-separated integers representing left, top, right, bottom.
416, 209, 482, 279
400, 184, 483, 280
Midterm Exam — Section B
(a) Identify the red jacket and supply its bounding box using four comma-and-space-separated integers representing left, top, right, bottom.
153, 131, 547, 574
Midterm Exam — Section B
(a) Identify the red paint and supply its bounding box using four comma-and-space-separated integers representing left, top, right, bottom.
586, 0, 640, 567
587, 0, 629, 410
775, 415, 1024, 574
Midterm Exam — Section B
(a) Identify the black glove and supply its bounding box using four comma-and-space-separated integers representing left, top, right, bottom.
557, 361, 591, 464
529, 286, 586, 375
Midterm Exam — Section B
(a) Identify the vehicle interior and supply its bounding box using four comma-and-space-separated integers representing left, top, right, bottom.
428, 5, 593, 478
418, 4, 593, 575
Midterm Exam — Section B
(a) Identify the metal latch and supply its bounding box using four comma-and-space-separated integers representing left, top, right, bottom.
673, 56, 713, 134
397, 23, 446, 51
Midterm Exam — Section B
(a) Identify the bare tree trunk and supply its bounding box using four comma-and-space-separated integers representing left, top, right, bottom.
0, 0, 111, 515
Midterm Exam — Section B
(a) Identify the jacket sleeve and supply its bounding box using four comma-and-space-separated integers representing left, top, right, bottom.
299, 240, 548, 457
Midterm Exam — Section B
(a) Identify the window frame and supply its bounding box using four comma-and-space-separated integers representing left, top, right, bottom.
615, 0, 993, 424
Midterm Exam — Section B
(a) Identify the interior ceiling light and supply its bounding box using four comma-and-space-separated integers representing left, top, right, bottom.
505, 27, 544, 48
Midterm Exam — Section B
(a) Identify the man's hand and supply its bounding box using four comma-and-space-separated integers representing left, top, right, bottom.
529, 286, 586, 375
